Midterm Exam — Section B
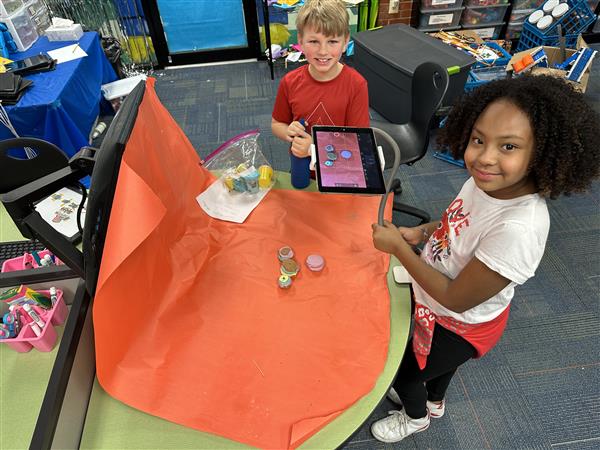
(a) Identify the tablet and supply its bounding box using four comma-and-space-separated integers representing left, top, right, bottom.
312, 126, 385, 194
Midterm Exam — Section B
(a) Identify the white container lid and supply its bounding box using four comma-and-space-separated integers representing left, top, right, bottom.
537, 14, 553, 29
542, 0, 559, 13
552, 3, 569, 18
528, 9, 545, 23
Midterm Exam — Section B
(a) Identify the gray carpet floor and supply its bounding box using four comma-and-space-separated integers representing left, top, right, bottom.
152, 47, 600, 449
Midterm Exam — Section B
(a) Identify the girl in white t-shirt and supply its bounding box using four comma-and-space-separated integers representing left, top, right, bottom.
370, 75, 600, 443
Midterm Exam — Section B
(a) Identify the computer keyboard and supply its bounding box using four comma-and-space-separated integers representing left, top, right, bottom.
0, 240, 46, 270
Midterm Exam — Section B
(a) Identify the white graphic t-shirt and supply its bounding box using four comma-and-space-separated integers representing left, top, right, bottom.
412, 177, 550, 324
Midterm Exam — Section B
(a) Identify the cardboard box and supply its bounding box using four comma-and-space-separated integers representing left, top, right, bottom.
506, 36, 592, 93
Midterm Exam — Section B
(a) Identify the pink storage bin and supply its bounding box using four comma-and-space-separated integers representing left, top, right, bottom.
1, 249, 62, 272
2, 289, 67, 353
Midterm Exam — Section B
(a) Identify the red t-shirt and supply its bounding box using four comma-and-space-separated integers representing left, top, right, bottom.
272, 64, 370, 130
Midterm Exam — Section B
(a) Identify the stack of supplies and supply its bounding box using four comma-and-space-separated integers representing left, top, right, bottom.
0, 71, 30, 104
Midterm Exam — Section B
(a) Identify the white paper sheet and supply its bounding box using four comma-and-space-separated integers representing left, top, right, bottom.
196, 179, 270, 223
34, 187, 86, 239
47, 44, 88, 64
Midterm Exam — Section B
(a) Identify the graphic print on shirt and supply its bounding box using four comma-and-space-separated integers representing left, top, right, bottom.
427, 198, 471, 262
305, 102, 335, 128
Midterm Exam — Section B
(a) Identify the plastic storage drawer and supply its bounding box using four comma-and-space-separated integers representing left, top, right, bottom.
421, 0, 464, 9
462, 21, 505, 39
464, 0, 509, 5
0, 0, 23, 17
419, 7, 464, 28
0, 5, 37, 51
30, 8, 50, 36
461, 4, 510, 25
25, 0, 44, 15
506, 21, 526, 39
353, 24, 475, 124
509, 8, 535, 21
512, 0, 544, 8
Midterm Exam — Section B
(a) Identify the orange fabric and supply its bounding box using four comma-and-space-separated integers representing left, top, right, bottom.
93, 78, 392, 449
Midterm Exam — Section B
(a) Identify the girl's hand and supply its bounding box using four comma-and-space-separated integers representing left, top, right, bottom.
398, 226, 426, 246
372, 221, 405, 254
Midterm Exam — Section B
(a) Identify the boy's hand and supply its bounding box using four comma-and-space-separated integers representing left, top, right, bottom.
372, 221, 404, 254
287, 120, 309, 142
291, 134, 313, 157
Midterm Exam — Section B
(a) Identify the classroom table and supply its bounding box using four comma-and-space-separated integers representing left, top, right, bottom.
0, 32, 117, 158
79, 172, 412, 449
1, 173, 412, 448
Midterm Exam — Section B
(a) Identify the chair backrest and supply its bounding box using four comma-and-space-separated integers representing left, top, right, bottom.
411, 62, 449, 132
371, 61, 449, 168
0, 138, 68, 194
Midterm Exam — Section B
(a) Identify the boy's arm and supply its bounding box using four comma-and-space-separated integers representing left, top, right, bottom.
272, 118, 293, 143
373, 222, 510, 313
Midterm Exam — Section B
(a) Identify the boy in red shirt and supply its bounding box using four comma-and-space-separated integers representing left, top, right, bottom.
271, 0, 370, 160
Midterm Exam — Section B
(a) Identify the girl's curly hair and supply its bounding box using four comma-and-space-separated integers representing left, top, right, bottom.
437, 75, 600, 199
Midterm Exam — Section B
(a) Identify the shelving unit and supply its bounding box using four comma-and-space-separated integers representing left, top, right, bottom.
257, 0, 370, 79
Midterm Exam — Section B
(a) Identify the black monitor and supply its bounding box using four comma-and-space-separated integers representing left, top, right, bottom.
83, 80, 145, 295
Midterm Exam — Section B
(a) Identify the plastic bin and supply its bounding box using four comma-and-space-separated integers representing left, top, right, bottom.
464, 0, 509, 5
461, 4, 510, 25
506, 20, 526, 39
30, 8, 50, 36
353, 24, 475, 124
0, 4, 37, 51
516, 0, 595, 50
0, 0, 23, 17
419, 25, 462, 33
1, 249, 62, 272
1, 289, 67, 353
512, 0, 545, 8
421, 0, 464, 9
419, 7, 464, 28
461, 21, 505, 39
25, 0, 44, 16
509, 8, 536, 21
472, 41, 512, 67
464, 64, 508, 91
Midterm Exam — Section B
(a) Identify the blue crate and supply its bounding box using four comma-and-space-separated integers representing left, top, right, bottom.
516, 0, 595, 51
472, 42, 512, 68
464, 65, 508, 91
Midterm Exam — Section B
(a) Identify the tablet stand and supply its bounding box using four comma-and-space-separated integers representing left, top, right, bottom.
371, 127, 401, 226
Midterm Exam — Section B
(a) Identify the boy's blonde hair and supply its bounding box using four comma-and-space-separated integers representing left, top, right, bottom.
296, 0, 350, 38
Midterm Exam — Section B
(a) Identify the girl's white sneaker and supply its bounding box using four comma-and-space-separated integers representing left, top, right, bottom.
371, 409, 430, 443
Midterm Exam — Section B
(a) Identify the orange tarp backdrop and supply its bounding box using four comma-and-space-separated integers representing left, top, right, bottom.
93, 79, 392, 449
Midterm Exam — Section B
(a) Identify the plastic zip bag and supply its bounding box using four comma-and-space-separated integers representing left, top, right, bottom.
203, 130, 274, 195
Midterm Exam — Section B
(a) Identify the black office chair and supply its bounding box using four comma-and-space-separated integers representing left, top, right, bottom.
371, 61, 449, 225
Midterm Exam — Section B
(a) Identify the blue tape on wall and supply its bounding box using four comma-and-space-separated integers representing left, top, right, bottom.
157, 0, 248, 53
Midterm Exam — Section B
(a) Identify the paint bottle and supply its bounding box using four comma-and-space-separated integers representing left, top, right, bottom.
290, 119, 311, 189
23, 304, 45, 329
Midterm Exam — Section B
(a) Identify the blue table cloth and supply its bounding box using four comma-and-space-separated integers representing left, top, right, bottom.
1, 32, 117, 158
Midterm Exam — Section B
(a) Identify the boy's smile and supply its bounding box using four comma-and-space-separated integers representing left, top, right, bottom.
464, 99, 537, 200
299, 26, 348, 82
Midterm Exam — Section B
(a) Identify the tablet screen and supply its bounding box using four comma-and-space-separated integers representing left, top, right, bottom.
312, 126, 385, 194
